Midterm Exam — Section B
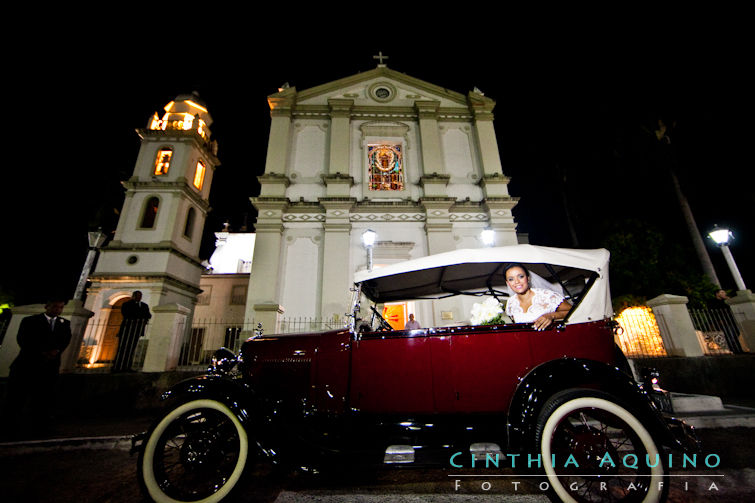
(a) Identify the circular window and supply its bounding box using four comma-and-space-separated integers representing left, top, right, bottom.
369, 82, 397, 103
127, 255, 139, 265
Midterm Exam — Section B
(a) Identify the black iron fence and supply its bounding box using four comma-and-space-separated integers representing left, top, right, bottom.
74, 318, 150, 373
688, 308, 744, 354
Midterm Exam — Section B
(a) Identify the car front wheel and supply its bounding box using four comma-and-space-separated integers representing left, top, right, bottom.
536, 389, 667, 503
138, 398, 249, 503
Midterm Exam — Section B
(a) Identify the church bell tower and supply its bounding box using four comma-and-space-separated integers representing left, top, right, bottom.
86, 92, 219, 313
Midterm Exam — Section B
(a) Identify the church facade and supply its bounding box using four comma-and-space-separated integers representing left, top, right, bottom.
246, 63, 520, 331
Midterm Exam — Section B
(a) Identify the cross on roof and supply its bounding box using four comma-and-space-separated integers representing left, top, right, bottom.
373, 51, 389, 66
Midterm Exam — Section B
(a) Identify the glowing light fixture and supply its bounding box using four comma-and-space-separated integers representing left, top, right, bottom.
362, 229, 377, 271
481, 228, 495, 247
708, 225, 747, 291
185, 100, 208, 113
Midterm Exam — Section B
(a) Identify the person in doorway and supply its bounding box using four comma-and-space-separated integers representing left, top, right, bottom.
504, 263, 571, 330
404, 313, 421, 330
7, 298, 72, 433
113, 291, 151, 371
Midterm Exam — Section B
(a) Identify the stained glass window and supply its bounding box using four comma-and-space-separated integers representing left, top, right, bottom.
368, 143, 404, 191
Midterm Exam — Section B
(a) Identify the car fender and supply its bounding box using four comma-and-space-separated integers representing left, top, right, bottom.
159, 374, 258, 430
506, 357, 680, 452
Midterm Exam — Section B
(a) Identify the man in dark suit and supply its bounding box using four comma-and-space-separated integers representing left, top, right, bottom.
8, 298, 72, 431
113, 291, 151, 372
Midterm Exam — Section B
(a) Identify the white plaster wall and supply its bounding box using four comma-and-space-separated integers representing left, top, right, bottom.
280, 232, 322, 318
288, 121, 328, 180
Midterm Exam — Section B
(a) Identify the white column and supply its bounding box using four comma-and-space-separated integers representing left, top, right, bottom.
142, 303, 191, 372
647, 294, 704, 357
320, 201, 353, 320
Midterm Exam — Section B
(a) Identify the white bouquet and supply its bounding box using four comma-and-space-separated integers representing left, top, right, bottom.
470, 297, 506, 325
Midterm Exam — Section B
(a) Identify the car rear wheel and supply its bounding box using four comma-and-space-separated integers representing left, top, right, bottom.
138, 399, 249, 503
536, 389, 667, 503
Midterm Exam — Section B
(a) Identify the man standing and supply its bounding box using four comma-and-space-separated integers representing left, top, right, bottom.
8, 298, 72, 431
404, 313, 421, 330
113, 291, 151, 372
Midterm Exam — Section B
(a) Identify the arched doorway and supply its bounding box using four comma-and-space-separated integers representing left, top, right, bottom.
98, 297, 129, 363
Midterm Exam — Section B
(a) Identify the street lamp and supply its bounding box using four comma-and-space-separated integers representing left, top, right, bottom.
362, 229, 377, 272
481, 228, 496, 247
708, 225, 747, 291
74, 228, 108, 301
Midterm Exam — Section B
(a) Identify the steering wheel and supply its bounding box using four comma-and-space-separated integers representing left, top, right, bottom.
370, 305, 394, 331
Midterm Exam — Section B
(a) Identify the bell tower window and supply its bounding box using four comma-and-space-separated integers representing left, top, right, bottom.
154, 148, 172, 175
140, 197, 160, 228
368, 143, 404, 191
183, 207, 196, 239
193, 160, 206, 190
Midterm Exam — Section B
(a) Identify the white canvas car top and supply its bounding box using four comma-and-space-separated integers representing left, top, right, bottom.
354, 245, 612, 324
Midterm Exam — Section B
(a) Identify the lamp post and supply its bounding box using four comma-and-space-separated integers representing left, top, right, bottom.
708, 225, 747, 291
73, 228, 108, 301
362, 229, 377, 272
481, 228, 496, 247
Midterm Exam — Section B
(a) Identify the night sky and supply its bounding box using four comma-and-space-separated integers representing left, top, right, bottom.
2, 25, 751, 306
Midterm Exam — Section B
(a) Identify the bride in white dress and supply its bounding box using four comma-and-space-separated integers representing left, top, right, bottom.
504, 263, 571, 331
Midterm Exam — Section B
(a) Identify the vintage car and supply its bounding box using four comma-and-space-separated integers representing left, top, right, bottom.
136, 245, 698, 503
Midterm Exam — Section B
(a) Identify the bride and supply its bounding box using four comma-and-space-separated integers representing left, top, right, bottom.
504, 263, 571, 331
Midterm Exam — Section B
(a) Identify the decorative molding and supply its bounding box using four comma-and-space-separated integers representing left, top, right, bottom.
350, 213, 425, 222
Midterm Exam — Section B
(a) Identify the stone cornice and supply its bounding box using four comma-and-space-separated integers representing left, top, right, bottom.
290, 66, 468, 105
102, 242, 203, 268
122, 179, 211, 211
321, 173, 354, 186
88, 273, 203, 295
136, 128, 220, 164
257, 173, 291, 187
327, 98, 354, 118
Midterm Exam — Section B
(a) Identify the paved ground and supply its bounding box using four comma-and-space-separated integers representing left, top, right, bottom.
1, 422, 754, 502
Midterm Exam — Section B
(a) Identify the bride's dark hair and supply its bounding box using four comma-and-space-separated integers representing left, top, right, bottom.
503, 263, 530, 278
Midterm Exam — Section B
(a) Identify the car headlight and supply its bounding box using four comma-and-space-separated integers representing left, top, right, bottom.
208, 347, 240, 376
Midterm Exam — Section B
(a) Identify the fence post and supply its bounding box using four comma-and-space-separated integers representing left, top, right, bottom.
646, 294, 704, 357
142, 303, 191, 372
728, 290, 755, 352
59, 299, 94, 372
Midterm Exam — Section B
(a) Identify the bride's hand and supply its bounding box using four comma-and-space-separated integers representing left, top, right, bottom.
533, 314, 553, 331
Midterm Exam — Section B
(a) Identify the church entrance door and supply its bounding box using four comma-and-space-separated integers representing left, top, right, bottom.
99, 298, 127, 363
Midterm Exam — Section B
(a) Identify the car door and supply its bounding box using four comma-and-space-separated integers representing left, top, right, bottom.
431, 325, 534, 413
349, 329, 435, 413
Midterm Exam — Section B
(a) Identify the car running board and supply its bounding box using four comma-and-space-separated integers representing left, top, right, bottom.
469, 442, 504, 463
383, 442, 504, 464
383, 444, 415, 464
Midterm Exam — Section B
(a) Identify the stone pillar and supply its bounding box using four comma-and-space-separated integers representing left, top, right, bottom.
320, 199, 355, 320
142, 303, 191, 372
728, 290, 755, 352
265, 90, 295, 175
483, 197, 520, 246
245, 198, 287, 331
59, 299, 94, 373
421, 197, 456, 254
647, 294, 704, 357
327, 98, 353, 177
468, 91, 504, 178
253, 303, 285, 335
415, 101, 445, 177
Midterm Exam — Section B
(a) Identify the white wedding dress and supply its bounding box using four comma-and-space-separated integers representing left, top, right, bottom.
505, 287, 565, 323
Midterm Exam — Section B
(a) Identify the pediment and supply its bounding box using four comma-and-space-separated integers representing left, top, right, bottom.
272, 67, 471, 109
